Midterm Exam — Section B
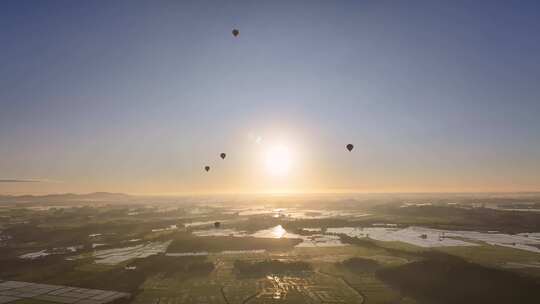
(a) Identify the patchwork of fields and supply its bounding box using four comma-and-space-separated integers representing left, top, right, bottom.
2, 196, 540, 303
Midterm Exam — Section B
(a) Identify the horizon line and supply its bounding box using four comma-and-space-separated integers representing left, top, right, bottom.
2, 190, 540, 198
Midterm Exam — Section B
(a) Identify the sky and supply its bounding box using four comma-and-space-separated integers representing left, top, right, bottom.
1, 0, 540, 195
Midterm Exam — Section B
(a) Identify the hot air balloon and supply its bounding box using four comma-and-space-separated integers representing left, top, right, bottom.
214, 221, 221, 228
232, 29, 239, 37
220, 153, 226, 160
346, 144, 354, 152
204, 166, 210, 172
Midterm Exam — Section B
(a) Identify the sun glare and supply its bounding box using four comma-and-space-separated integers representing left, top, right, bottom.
265, 145, 292, 177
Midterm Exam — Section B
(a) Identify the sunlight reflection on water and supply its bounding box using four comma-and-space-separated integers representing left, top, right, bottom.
271, 225, 286, 238
251, 225, 296, 239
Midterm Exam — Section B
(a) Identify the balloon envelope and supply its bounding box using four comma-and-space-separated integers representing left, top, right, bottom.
220, 153, 226, 159
346, 144, 354, 152
204, 166, 210, 172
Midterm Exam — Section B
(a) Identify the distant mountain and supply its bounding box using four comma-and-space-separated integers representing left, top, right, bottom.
0, 192, 132, 203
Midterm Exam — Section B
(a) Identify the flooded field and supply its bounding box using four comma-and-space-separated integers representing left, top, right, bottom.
234, 207, 370, 219
88, 241, 171, 265
166, 249, 267, 257
184, 221, 227, 228
192, 228, 247, 237
19, 250, 50, 259
19, 246, 83, 260
192, 225, 347, 248
189, 223, 540, 252
328, 226, 540, 253
151, 224, 178, 232
295, 234, 346, 248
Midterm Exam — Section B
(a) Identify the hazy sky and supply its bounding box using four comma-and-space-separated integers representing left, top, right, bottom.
1, 0, 540, 195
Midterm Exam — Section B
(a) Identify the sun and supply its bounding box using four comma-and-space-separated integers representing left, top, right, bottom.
265, 145, 292, 177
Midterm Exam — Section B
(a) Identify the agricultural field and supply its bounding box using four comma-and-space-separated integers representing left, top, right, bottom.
1, 193, 540, 303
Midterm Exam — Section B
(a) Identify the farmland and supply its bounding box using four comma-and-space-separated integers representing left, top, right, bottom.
1, 193, 540, 303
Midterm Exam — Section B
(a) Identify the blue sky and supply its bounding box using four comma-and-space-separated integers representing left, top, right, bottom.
1, 0, 540, 194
